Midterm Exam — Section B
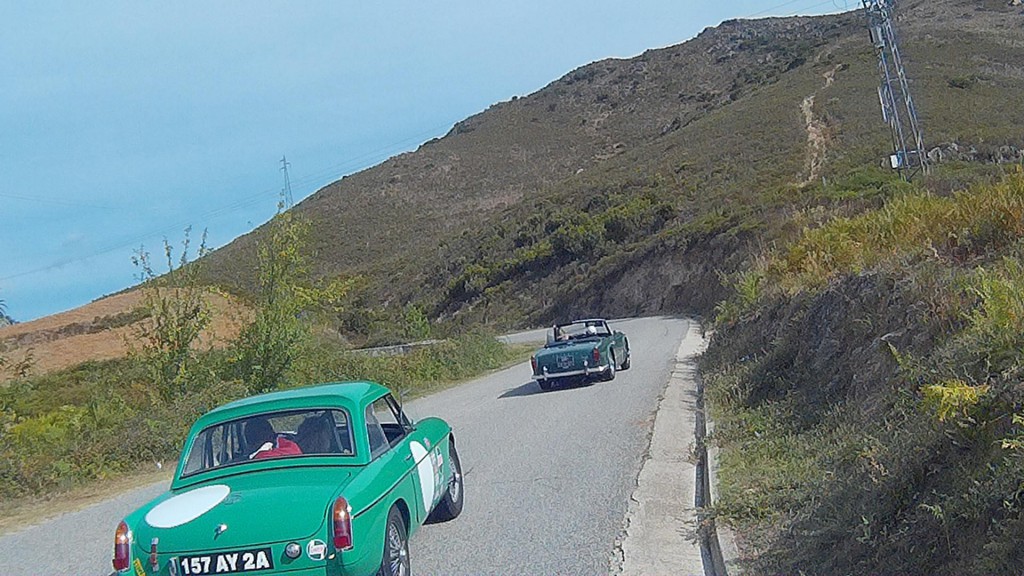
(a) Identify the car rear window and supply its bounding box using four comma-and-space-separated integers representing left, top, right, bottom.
181, 408, 354, 477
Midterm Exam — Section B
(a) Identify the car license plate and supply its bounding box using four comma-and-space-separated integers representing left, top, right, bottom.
557, 355, 574, 369
179, 548, 274, 575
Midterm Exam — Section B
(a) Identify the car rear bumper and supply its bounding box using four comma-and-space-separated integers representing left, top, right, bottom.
534, 364, 609, 381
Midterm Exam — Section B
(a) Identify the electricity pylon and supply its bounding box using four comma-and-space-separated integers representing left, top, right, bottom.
863, 0, 927, 181
280, 155, 294, 208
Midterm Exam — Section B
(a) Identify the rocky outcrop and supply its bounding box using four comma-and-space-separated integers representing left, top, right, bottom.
927, 142, 1024, 164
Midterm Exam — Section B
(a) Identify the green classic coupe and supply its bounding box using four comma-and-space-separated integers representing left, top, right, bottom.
530, 318, 630, 390
111, 381, 463, 576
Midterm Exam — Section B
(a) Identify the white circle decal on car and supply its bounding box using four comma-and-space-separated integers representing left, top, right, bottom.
409, 441, 434, 512
145, 484, 231, 528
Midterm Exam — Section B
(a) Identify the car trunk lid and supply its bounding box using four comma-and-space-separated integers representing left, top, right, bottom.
135, 466, 353, 554
537, 341, 596, 365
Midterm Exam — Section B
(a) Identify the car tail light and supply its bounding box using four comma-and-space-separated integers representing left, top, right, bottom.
592, 347, 600, 364
531, 356, 537, 372
332, 496, 353, 550
112, 520, 130, 571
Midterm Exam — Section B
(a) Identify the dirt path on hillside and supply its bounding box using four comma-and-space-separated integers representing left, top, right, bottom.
801, 64, 842, 185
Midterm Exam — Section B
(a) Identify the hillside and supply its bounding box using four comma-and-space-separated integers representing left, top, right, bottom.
692, 2, 1024, 573
203, 10, 869, 335
7, 0, 1021, 357
203, 0, 1024, 344
3, 1, 853, 363
702, 170, 1024, 574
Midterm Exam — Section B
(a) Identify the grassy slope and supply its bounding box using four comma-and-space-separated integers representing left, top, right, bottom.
704, 171, 1024, 575
695, 2, 1024, 569
397, 17, 871, 330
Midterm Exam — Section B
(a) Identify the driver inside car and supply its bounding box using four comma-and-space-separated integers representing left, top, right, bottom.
245, 417, 303, 460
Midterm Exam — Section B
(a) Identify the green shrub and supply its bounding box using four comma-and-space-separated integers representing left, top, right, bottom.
921, 379, 989, 423
774, 171, 1024, 293
714, 265, 767, 325
0, 329, 521, 500
551, 214, 604, 259
232, 209, 353, 394
130, 228, 213, 401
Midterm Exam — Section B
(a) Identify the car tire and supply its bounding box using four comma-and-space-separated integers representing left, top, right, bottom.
620, 342, 631, 371
428, 442, 464, 523
537, 380, 552, 391
378, 506, 410, 576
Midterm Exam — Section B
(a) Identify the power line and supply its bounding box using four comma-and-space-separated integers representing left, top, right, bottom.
0, 192, 117, 210
745, 0, 853, 18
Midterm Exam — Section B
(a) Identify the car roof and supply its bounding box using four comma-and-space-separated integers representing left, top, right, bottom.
195, 381, 389, 427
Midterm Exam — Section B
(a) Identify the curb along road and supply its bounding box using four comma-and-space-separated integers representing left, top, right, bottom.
616, 321, 737, 576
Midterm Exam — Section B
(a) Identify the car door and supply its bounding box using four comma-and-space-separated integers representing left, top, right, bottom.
367, 395, 435, 525
361, 399, 414, 515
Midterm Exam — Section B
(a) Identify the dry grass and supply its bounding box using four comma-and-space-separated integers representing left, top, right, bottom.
0, 290, 250, 380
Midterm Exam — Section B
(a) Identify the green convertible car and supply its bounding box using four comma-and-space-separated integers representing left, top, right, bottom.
530, 318, 630, 390
111, 381, 463, 576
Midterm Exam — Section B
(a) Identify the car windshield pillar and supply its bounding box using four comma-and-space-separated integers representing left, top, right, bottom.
365, 406, 390, 459
369, 395, 411, 453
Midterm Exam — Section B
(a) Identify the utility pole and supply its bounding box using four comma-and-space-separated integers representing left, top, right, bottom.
863, 0, 927, 182
280, 155, 294, 209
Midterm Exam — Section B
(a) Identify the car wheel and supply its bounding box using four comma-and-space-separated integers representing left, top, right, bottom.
378, 506, 410, 576
428, 441, 464, 522
537, 380, 552, 391
620, 342, 631, 371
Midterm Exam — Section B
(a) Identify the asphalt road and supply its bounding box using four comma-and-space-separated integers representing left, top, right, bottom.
0, 316, 692, 576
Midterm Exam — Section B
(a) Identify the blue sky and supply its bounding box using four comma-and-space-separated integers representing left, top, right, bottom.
0, 0, 853, 322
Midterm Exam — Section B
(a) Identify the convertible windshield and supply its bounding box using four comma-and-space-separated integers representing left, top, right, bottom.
181, 408, 354, 476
